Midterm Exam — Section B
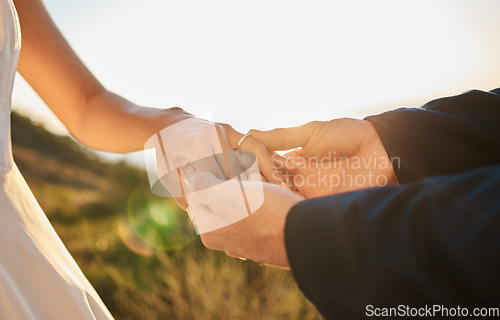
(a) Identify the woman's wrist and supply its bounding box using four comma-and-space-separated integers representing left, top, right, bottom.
81, 89, 195, 152
146, 107, 193, 134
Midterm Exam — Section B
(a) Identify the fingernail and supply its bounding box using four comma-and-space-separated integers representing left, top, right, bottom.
281, 181, 291, 191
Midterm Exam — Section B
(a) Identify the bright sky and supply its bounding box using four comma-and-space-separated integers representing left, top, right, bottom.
12, 0, 500, 163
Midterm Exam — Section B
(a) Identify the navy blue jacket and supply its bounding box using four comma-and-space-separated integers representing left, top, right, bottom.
285, 88, 500, 319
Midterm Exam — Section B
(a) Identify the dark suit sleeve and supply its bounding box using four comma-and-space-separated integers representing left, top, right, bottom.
285, 165, 500, 320
365, 88, 500, 183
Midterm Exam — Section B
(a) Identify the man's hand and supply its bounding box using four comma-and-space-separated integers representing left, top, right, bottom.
250, 118, 398, 198
186, 172, 304, 268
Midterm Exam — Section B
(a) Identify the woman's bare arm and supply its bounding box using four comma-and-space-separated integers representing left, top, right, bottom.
13, 0, 285, 185
14, 0, 190, 153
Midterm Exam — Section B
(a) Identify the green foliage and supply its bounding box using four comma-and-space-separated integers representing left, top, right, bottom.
11, 111, 322, 320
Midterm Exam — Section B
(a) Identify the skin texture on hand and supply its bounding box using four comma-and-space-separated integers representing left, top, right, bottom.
186, 172, 304, 268
250, 118, 399, 198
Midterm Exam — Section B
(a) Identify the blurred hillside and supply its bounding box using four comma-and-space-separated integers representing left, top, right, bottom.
11, 111, 322, 320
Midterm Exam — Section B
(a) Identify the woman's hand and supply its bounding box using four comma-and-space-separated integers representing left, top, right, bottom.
219, 123, 286, 186
250, 118, 398, 198
186, 171, 304, 268
147, 111, 286, 210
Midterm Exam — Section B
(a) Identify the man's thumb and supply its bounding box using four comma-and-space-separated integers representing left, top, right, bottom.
249, 121, 320, 151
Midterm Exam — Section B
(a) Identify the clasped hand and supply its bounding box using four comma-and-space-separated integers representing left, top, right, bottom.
149, 112, 397, 267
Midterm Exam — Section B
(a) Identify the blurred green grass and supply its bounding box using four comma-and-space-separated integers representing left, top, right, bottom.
11, 111, 322, 320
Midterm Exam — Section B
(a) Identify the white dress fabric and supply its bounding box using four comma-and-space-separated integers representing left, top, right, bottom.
0, 1, 113, 319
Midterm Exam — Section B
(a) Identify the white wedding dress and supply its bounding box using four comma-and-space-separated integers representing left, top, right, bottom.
0, 1, 113, 319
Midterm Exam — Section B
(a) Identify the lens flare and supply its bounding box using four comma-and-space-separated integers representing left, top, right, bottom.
124, 188, 195, 253
81, 188, 196, 292
95, 238, 109, 251
117, 222, 154, 256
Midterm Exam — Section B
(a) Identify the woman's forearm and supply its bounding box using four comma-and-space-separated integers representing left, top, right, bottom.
74, 89, 191, 153
13, 0, 191, 153
13, 0, 282, 183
